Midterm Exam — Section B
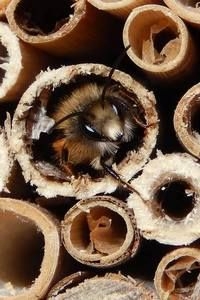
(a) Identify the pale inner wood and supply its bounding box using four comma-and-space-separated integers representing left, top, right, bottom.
161, 256, 200, 297
14, 0, 74, 35
70, 206, 127, 255
128, 10, 181, 65
0, 211, 44, 295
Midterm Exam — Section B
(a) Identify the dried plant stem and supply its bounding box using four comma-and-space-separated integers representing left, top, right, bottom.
61, 196, 141, 267
128, 153, 200, 245
0, 198, 62, 299
123, 4, 196, 82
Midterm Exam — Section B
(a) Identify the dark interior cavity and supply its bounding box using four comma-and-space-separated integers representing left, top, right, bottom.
128, 10, 180, 64
162, 257, 200, 296
70, 206, 127, 255
26, 75, 145, 180
0, 211, 44, 293
0, 43, 8, 85
155, 180, 195, 220
15, 0, 74, 35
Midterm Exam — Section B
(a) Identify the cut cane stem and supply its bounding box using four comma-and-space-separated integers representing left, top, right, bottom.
11, 63, 158, 200
61, 196, 141, 267
174, 82, 200, 159
0, 198, 62, 299
128, 152, 200, 245
123, 4, 196, 82
154, 247, 200, 300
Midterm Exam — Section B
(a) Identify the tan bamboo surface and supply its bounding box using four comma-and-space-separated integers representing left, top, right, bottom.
61, 196, 140, 267
174, 82, 200, 159
0, 0, 11, 18
87, 0, 161, 19
164, 0, 200, 27
0, 198, 62, 300
0, 21, 50, 102
154, 247, 200, 300
47, 272, 159, 299
11, 63, 158, 200
6, 0, 121, 58
127, 152, 200, 245
123, 4, 196, 82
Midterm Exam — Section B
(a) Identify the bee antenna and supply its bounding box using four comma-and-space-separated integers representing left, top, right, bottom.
101, 45, 131, 108
48, 111, 82, 134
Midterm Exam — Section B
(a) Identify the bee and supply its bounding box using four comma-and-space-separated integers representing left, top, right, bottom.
48, 48, 150, 192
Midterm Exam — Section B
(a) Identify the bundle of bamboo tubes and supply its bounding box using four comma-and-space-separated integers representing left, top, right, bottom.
1, 0, 200, 299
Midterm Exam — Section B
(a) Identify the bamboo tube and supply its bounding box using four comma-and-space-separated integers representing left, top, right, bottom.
0, 197, 62, 299
47, 272, 158, 299
127, 152, 200, 245
87, 0, 161, 19
6, 0, 121, 59
61, 196, 140, 267
0, 21, 50, 102
164, 0, 200, 27
154, 247, 200, 300
174, 82, 200, 159
0, 0, 11, 18
11, 63, 158, 200
123, 4, 196, 82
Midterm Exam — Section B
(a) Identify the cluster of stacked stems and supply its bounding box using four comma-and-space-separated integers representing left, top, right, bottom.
0, 0, 200, 299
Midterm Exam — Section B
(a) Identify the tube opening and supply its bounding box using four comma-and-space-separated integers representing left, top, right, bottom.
14, 0, 74, 35
70, 206, 127, 256
154, 180, 196, 220
128, 10, 181, 66
0, 42, 8, 85
161, 256, 200, 296
25, 75, 145, 181
0, 211, 44, 296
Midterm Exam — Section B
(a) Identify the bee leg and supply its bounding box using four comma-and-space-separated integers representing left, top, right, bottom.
100, 157, 141, 196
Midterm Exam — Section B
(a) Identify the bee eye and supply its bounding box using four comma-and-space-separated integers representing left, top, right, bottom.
85, 124, 95, 133
112, 104, 118, 115
81, 121, 103, 140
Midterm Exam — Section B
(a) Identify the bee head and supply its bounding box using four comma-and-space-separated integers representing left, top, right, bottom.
80, 100, 125, 143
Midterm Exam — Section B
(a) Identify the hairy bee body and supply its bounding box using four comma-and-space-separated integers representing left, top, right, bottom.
51, 82, 136, 174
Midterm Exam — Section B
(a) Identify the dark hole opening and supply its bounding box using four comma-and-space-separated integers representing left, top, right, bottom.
175, 266, 200, 291
153, 28, 178, 54
26, 75, 145, 181
0, 211, 44, 293
155, 180, 196, 220
15, 0, 74, 35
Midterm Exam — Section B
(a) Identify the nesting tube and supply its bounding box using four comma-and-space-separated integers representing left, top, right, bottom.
47, 272, 158, 299
154, 247, 200, 300
174, 82, 200, 159
87, 0, 161, 19
128, 153, 200, 245
123, 4, 196, 82
0, 198, 62, 299
6, 0, 121, 59
61, 196, 140, 267
0, 22, 50, 102
11, 63, 158, 200
164, 0, 200, 27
